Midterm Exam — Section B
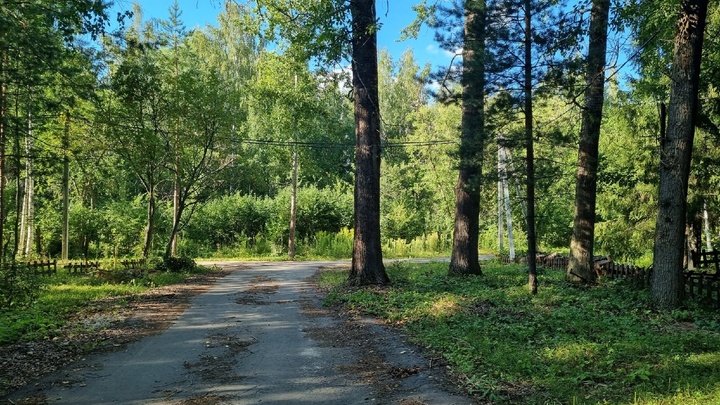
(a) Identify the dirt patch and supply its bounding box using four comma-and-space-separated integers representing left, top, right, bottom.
176, 393, 233, 405
235, 275, 280, 305
300, 269, 474, 405
184, 332, 256, 384
0, 268, 234, 398
303, 314, 429, 400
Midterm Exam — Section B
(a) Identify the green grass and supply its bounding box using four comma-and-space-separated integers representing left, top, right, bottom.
318, 261, 720, 404
0, 266, 214, 345
195, 231, 452, 261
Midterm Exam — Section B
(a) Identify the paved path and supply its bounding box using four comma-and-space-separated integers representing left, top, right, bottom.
6, 261, 476, 405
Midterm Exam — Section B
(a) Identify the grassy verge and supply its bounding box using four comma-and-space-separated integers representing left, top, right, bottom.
0, 265, 214, 345
318, 261, 720, 404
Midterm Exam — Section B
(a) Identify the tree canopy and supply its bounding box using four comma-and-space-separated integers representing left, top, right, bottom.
0, 0, 719, 307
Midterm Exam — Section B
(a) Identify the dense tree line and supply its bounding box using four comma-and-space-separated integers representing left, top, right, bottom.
1, 0, 719, 308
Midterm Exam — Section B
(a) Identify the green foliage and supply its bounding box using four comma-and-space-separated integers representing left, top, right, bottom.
0, 264, 41, 308
155, 256, 196, 273
187, 193, 270, 249
0, 281, 144, 345
186, 186, 352, 257
7, 0, 720, 281
379, 61, 458, 243
307, 229, 354, 258
100, 199, 146, 258
595, 93, 659, 261
320, 262, 720, 404
0, 265, 216, 345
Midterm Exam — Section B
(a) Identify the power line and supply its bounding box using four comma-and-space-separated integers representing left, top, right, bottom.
223, 136, 457, 149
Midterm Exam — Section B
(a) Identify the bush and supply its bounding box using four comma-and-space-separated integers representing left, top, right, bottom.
155, 256, 197, 273
0, 264, 41, 308
187, 193, 271, 251
187, 186, 353, 256
310, 229, 353, 258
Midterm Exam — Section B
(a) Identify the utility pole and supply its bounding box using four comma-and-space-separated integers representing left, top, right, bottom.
499, 146, 515, 260
497, 148, 504, 254
288, 75, 298, 260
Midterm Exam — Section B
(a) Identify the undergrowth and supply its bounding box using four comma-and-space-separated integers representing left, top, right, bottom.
0, 264, 213, 345
318, 261, 720, 405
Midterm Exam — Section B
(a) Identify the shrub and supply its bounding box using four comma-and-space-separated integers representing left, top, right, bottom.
155, 256, 197, 273
310, 228, 353, 258
0, 263, 41, 308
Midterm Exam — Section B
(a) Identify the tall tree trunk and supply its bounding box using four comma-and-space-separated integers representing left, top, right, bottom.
651, 0, 708, 310
12, 86, 21, 260
20, 112, 35, 258
164, 201, 184, 259
24, 166, 33, 258
288, 147, 298, 260
703, 202, 712, 250
567, 0, 610, 283
18, 114, 29, 258
0, 57, 6, 264
170, 27, 181, 258
499, 146, 515, 260
61, 111, 70, 261
171, 162, 179, 257
449, 0, 486, 276
143, 185, 156, 259
348, 0, 389, 285
497, 151, 504, 253
524, 0, 538, 294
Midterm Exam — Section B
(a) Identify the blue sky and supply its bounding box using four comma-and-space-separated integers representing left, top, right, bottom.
109, 0, 456, 70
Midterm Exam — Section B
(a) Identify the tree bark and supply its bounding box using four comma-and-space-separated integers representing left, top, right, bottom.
62, 111, 70, 261
348, 0, 389, 286
524, 0, 537, 294
12, 86, 21, 260
497, 152, 504, 253
142, 185, 156, 259
0, 57, 6, 264
171, 160, 179, 257
449, 0, 486, 276
21, 135, 34, 258
567, 0, 610, 283
164, 199, 184, 259
651, 0, 708, 310
499, 146, 515, 260
18, 112, 30, 258
288, 147, 298, 260
703, 202, 712, 250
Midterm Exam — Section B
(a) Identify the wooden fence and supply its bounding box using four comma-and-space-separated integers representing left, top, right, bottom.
26, 259, 99, 276
684, 271, 720, 307
120, 258, 146, 270
500, 251, 720, 308
64, 261, 100, 275
28, 259, 57, 276
693, 249, 720, 273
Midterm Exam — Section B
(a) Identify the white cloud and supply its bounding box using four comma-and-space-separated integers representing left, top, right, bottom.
427, 44, 463, 59
426, 44, 440, 55
446, 47, 463, 58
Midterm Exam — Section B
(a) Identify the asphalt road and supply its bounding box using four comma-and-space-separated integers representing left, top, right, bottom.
6, 261, 476, 405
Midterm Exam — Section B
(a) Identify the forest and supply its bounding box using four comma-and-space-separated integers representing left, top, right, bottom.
0, 0, 718, 308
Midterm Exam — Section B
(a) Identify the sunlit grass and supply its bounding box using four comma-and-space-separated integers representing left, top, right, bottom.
0, 265, 216, 345
318, 262, 720, 404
